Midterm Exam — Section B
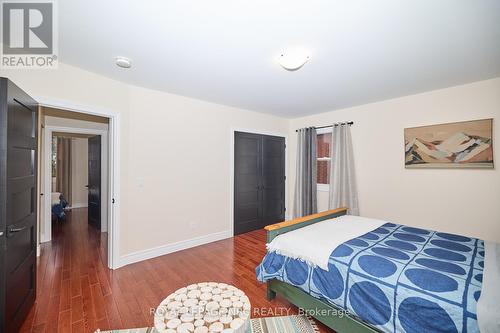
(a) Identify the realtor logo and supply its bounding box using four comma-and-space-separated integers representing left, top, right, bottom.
1, 1, 58, 68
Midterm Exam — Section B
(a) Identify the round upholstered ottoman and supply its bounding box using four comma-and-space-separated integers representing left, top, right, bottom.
154, 282, 251, 333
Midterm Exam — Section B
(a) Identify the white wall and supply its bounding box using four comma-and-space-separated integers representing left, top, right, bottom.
70, 138, 88, 208
0, 63, 289, 263
289, 78, 500, 242
122, 86, 289, 255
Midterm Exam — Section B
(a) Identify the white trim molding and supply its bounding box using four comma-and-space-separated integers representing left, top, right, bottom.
117, 231, 231, 268
317, 184, 330, 192
35, 96, 119, 118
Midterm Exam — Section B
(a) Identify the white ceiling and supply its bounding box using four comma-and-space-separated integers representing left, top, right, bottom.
59, 0, 500, 118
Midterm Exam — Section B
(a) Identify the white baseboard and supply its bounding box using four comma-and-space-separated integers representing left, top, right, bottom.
68, 203, 88, 209
117, 230, 231, 268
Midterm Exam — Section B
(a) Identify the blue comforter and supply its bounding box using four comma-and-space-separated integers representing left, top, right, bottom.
256, 223, 484, 333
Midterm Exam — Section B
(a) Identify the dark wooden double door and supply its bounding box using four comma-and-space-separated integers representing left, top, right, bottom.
234, 132, 285, 235
0, 78, 38, 333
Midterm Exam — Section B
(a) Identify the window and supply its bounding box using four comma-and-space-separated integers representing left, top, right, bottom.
317, 130, 331, 188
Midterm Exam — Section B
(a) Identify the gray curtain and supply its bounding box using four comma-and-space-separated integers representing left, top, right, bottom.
293, 127, 317, 218
56, 137, 72, 205
328, 124, 359, 215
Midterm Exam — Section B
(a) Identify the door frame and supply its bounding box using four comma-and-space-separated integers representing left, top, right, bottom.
229, 128, 288, 237
36, 97, 121, 269
43, 126, 108, 240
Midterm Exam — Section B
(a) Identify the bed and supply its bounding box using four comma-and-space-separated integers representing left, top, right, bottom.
256, 207, 499, 333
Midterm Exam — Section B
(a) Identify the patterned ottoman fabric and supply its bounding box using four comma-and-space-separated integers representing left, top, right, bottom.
256, 223, 484, 333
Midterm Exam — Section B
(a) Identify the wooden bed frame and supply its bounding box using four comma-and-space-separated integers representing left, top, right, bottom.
264, 207, 380, 333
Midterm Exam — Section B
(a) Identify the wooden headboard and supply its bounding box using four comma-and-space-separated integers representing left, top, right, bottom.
264, 207, 348, 243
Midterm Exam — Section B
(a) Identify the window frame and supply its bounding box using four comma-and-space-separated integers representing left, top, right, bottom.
316, 127, 332, 191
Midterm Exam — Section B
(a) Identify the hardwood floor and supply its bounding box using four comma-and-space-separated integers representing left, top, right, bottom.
19, 208, 332, 333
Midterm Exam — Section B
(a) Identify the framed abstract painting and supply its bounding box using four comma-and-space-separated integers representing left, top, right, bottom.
405, 119, 494, 168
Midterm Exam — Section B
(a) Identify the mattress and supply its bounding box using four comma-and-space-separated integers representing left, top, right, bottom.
256, 222, 485, 333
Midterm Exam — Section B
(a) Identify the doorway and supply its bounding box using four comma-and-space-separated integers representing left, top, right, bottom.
1, 78, 121, 332
233, 131, 286, 235
40, 106, 115, 268
49, 132, 104, 229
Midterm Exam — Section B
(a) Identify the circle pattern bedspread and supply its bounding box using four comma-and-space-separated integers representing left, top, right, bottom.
256, 223, 484, 333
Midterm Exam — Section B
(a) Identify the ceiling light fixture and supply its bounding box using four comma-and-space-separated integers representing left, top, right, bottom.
115, 56, 132, 68
278, 49, 310, 71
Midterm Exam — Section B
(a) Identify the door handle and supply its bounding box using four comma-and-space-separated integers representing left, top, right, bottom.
0, 231, 4, 237
9, 226, 27, 234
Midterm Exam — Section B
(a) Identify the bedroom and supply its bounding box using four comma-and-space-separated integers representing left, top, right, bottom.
0, 1, 499, 333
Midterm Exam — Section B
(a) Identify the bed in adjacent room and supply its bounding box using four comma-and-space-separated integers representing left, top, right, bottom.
256, 208, 499, 333
51, 192, 68, 220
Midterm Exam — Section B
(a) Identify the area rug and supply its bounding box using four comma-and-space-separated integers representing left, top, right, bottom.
97, 315, 319, 333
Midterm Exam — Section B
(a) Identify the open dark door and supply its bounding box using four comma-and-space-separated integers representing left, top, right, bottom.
0, 78, 38, 333
88, 135, 101, 229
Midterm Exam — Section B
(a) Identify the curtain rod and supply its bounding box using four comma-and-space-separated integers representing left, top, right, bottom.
295, 121, 354, 132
